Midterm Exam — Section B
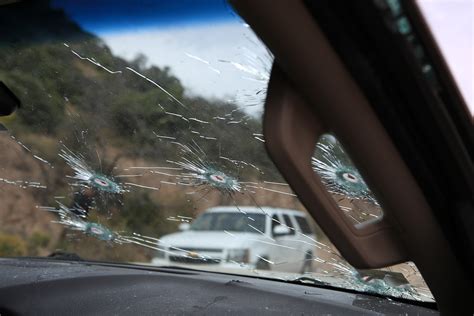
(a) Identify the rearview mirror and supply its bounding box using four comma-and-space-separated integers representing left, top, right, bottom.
178, 223, 190, 231
273, 225, 290, 236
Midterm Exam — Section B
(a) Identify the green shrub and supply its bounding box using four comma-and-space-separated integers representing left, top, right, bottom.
0, 233, 27, 257
29, 231, 51, 248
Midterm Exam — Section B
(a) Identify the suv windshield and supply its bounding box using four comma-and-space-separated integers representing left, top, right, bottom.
0, 0, 433, 303
190, 213, 265, 233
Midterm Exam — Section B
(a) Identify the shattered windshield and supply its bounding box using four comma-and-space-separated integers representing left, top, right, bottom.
0, 0, 433, 303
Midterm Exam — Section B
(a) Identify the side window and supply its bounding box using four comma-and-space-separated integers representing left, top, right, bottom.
295, 216, 313, 234
282, 214, 295, 235
271, 214, 280, 234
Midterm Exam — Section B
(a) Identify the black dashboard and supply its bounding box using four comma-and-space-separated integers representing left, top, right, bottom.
0, 258, 437, 315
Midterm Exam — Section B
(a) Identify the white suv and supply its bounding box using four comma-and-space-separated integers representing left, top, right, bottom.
151, 206, 316, 273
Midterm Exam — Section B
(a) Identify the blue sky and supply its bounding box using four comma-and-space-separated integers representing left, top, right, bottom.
52, 0, 238, 33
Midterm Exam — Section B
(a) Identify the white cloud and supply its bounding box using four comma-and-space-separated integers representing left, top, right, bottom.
100, 22, 271, 115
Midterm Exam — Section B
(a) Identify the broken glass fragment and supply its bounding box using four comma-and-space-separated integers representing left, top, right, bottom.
160, 141, 242, 194
48, 203, 116, 242
312, 134, 383, 224
59, 146, 125, 194
312, 136, 375, 203
84, 222, 116, 242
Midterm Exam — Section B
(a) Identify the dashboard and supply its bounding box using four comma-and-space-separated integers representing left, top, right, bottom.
0, 258, 437, 315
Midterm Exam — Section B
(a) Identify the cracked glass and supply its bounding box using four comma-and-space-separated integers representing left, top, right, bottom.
0, 0, 433, 303
312, 134, 383, 225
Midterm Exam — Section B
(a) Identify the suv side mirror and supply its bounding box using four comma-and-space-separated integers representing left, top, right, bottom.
0, 81, 20, 117
178, 223, 190, 231
0, 81, 20, 131
273, 225, 290, 237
